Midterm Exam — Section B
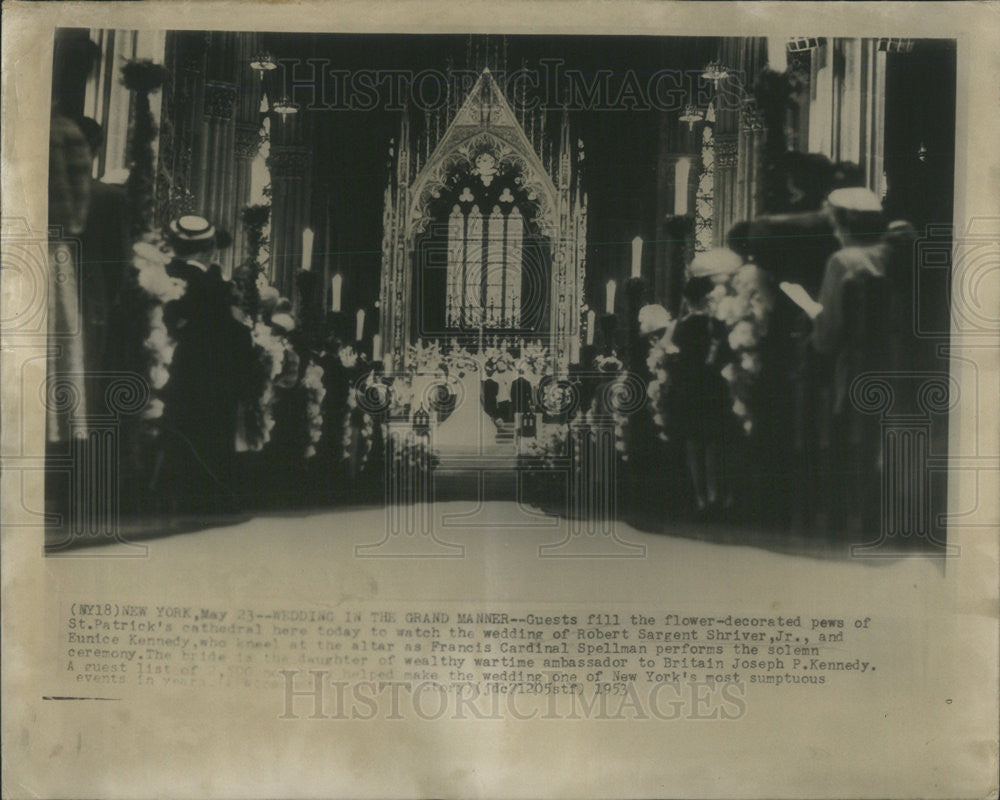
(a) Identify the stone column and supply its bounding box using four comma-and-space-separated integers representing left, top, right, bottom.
268, 144, 312, 300
713, 134, 739, 245
198, 79, 238, 273
233, 123, 262, 268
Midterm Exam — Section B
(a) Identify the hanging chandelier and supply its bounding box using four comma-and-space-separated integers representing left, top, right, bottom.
249, 51, 277, 76
702, 60, 730, 83
679, 104, 703, 131
272, 95, 299, 118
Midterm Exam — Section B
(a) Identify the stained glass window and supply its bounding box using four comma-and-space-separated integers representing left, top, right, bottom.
446, 202, 523, 329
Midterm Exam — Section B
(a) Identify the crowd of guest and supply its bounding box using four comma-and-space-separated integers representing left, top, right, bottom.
620, 158, 926, 539
47, 99, 926, 542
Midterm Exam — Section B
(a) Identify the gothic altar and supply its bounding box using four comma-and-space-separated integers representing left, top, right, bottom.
377, 68, 588, 377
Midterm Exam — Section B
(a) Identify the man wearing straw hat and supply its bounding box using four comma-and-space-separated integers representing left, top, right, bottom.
159, 215, 252, 515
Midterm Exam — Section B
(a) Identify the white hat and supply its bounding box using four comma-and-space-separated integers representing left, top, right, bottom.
689, 248, 742, 279
168, 214, 216, 242
638, 304, 671, 337
270, 313, 296, 333
826, 188, 882, 213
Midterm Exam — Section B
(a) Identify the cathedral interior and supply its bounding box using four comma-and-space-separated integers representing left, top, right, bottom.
46, 29, 956, 554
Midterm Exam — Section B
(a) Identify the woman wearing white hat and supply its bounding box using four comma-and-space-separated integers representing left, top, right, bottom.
806, 188, 893, 533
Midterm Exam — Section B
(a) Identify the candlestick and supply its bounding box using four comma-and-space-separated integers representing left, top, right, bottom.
631, 236, 643, 279
356, 309, 365, 341
331, 274, 342, 312
606, 279, 617, 315
586, 310, 595, 345
302, 227, 314, 271
372, 333, 382, 362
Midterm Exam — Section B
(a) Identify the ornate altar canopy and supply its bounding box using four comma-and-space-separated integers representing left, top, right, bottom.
378, 68, 588, 372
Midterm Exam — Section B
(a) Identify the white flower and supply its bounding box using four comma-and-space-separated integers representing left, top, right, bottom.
732, 399, 748, 418
728, 320, 757, 351
732, 264, 763, 297
740, 351, 762, 375
717, 295, 750, 327
142, 397, 164, 419
749, 292, 774, 321
149, 364, 170, 390
721, 363, 737, 384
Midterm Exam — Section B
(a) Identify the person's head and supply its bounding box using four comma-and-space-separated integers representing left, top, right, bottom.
824, 188, 886, 245
270, 298, 297, 336
683, 276, 716, 310
166, 215, 219, 259
689, 247, 742, 286
725, 220, 752, 262
75, 117, 103, 162
831, 161, 865, 191
784, 152, 834, 211
638, 303, 672, 344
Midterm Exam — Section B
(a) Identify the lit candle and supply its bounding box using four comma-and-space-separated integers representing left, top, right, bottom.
372, 334, 382, 362
586, 310, 595, 345
631, 236, 643, 279
606, 279, 617, 315
674, 158, 691, 215
355, 308, 365, 341
301, 227, 314, 271
331, 274, 342, 312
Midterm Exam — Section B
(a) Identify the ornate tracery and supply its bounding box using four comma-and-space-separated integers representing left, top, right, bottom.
378, 68, 587, 370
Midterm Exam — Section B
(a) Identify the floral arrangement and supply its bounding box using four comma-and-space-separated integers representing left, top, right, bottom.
341, 355, 378, 476
515, 341, 550, 385
121, 60, 169, 239
714, 264, 775, 434
405, 340, 445, 377
588, 357, 638, 460
645, 318, 680, 443
237, 320, 285, 452
301, 361, 326, 459
129, 237, 184, 422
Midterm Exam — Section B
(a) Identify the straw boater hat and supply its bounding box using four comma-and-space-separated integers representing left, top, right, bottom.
168, 214, 217, 243
638, 304, 672, 338
689, 247, 743, 280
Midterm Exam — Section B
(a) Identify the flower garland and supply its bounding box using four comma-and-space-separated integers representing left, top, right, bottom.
714, 264, 774, 434
131, 237, 184, 422
645, 319, 680, 444
341, 352, 377, 475
237, 320, 285, 452
301, 361, 326, 459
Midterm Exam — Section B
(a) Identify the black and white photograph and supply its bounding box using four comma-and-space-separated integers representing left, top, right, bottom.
42, 28, 957, 556
2, 2, 998, 797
